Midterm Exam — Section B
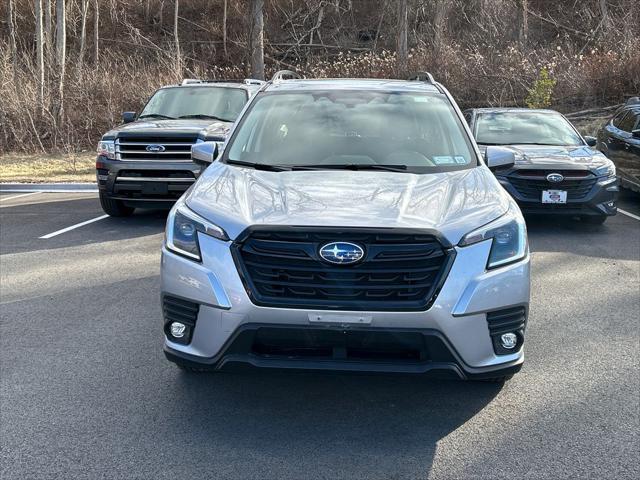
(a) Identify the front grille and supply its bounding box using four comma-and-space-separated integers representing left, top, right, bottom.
507, 170, 597, 200
232, 228, 453, 311
486, 306, 527, 355
116, 136, 198, 161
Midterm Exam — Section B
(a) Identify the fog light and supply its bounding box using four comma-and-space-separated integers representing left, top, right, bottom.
170, 322, 187, 338
500, 333, 518, 349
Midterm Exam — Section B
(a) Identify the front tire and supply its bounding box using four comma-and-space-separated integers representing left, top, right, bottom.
99, 191, 134, 217
581, 215, 607, 225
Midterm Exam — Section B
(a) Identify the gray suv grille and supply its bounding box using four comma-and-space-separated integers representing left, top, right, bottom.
232, 228, 454, 312
115, 136, 198, 161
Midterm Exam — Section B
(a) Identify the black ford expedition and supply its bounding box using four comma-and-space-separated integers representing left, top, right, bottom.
96, 79, 262, 216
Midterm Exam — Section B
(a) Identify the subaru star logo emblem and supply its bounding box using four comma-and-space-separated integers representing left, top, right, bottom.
146, 144, 166, 153
319, 242, 364, 265
546, 172, 564, 183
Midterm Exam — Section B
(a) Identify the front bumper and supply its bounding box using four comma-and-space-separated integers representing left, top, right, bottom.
161, 233, 530, 378
96, 156, 199, 207
497, 174, 618, 216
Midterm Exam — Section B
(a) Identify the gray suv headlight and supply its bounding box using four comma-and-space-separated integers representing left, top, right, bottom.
594, 161, 616, 178
459, 203, 528, 269
166, 205, 228, 261
97, 140, 116, 159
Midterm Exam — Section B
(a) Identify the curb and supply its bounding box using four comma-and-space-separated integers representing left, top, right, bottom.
0, 183, 98, 193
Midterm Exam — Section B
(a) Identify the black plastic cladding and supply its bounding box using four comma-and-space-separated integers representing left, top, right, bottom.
231, 226, 455, 312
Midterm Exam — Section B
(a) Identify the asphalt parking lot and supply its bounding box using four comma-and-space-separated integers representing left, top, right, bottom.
1, 190, 639, 480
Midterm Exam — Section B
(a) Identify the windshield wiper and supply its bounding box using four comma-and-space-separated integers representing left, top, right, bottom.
178, 114, 233, 122
290, 164, 409, 172
138, 113, 175, 120
225, 159, 292, 171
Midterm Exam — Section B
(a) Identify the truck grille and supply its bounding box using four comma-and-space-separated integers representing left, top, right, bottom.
115, 136, 198, 161
507, 170, 597, 200
232, 228, 453, 311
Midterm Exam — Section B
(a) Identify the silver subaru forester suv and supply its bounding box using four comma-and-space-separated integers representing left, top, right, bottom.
161, 72, 530, 382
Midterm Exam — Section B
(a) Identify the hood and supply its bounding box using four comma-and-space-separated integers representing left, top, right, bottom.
186, 163, 511, 245
478, 144, 610, 170
102, 119, 232, 140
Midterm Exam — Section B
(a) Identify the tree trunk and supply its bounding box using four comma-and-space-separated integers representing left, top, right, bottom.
79, 0, 89, 65
518, 0, 528, 46
35, 0, 45, 112
249, 0, 265, 80
174, 0, 181, 77
223, 0, 228, 57
433, 0, 448, 53
8, 0, 18, 85
44, 0, 53, 59
396, 0, 408, 75
56, 0, 66, 119
93, 0, 99, 64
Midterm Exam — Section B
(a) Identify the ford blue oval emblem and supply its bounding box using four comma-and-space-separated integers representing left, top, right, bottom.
146, 144, 166, 153
319, 242, 365, 265
546, 172, 564, 182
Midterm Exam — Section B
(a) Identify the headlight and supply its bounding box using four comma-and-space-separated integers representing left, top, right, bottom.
594, 161, 616, 178
97, 140, 116, 159
459, 203, 528, 269
165, 205, 228, 261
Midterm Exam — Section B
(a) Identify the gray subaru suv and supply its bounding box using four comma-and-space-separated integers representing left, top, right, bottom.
160, 73, 531, 382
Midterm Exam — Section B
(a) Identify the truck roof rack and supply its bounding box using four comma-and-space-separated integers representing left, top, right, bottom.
407, 72, 435, 84
181, 79, 202, 85
271, 70, 302, 82
244, 78, 266, 86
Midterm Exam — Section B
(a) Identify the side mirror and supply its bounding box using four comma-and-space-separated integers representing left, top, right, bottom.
191, 141, 219, 171
485, 146, 515, 169
584, 135, 597, 147
122, 111, 136, 123
632, 129, 640, 138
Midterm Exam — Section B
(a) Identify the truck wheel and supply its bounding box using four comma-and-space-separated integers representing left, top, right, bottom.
581, 215, 607, 225
99, 192, 134, 217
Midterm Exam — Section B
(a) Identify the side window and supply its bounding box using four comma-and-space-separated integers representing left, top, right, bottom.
612, 111, 628, 129
618, 112, 636, 133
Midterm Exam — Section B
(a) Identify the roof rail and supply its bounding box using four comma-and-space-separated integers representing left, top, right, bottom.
181, 79, 202, 85
271, 70, 302, 82
407, 72, 435, 84
244, 78, 266, 86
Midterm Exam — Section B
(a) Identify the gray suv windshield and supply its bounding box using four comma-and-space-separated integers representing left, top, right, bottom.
139, 86, 248, 122
225, 91, 477, 173
475, 111, 583, 146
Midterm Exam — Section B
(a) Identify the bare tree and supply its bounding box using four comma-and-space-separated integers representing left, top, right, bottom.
79, 0, 89, 65
35, 0, 45, 111
249, 0, 265, 80
174, 0, 182, 77
8, 0, 18, 84
223, 0, 228, 58
93, 0, 99, 63
517, 0, 528, 46
44, 0, 53, 59
396, 0, 408, 74
433, 0, 448, 53
55, 0, 66, 118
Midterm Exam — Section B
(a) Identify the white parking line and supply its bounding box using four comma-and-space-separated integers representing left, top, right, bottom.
0, 191, 42, 202
39, 214, 110, 239
618, 209, 640, 221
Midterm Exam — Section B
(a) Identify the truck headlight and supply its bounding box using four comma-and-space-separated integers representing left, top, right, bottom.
459, 203, 528, 269
594, 161, 616, 178
165, 205, 228, 261
97, 140, 116, 159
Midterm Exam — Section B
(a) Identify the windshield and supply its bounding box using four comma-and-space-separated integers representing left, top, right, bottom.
224, 91, 477, 173
139, 86, 247, 122
475, 111, 583, 146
